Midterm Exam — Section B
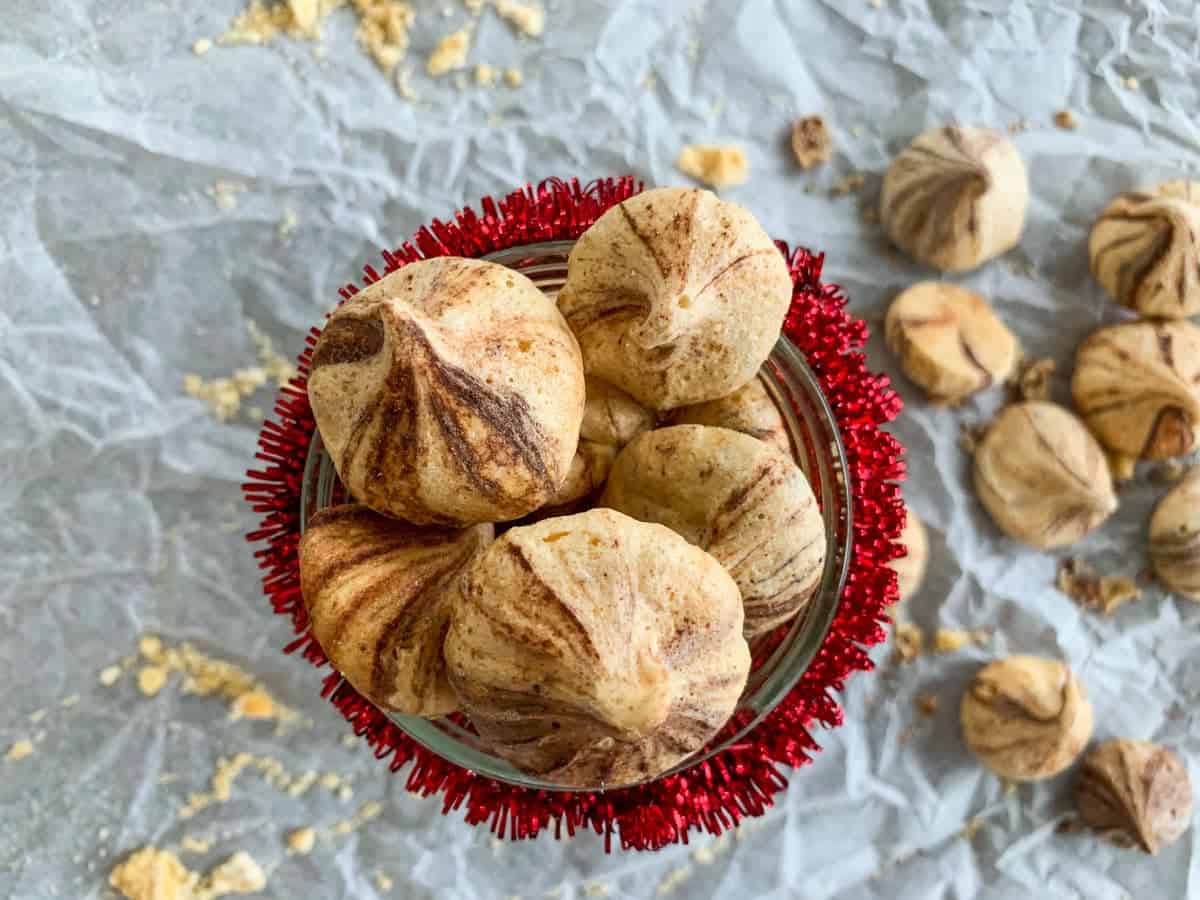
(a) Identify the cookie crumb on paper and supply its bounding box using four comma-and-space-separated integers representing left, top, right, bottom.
791, 115, 832, 169
504, 66, 524, 87
427, 26, 471, 76
5, 739, 33, 762
1053, 110, 1078, 130
286, 827, 316, 855
494, 0, 545, 37
676, 144, 748, 189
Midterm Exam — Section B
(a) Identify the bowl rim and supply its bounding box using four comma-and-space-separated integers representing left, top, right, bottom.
299, 239, 854, 791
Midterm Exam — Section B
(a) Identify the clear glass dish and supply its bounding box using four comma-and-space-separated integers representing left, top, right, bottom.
300, 240, 854, 791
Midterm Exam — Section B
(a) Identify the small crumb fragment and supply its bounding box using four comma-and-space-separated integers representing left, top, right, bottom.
277, 211, 297, 239
1053, 110, 1078, 131
1106, 450, 1137, 484
961, 817, 984, 840
159, 772, 179, 784
1003, 779, 1018, 795
340, 734, 359, 748
286, 827, 316, 855
869, 0, 883, 8
1056, 558, 1141, 616
463, 0, 484, 13
319, 772, 341, 790
140, 636, 164, 660
1124, 76, 1140, 91
180, 836, 212, 854
205, 180, 246, 213
61, 693, 80, 708
1149, 461, 1187, 485
914, 694, 939, 717
138, 665, 170, 698
494, 0, 545, 37
197, 852, 266, 897
231, 690, 276, 721
29, 708, 46, 723
289, 0, 320, 31
6, 739, 33, 762
395, 64, 418, 100
1007, 119, 1030, 134
474, 63, 497, 86
331, 800, 385, 837
109, 847, 196, 900
959, 423, 988, 455
830, 173, 865, 197
337, 784, 354, 802
933, 629, 972, 654
893, 622, 923, 663
657, 866, 693, 897
503, 66, 523, 87
353, 0, 416, 72
193, 38, 213, 56
99, 665, 123, 687
427, 26, 471, 76
374, 872, 394, 891
791, 116, 832, 169
676, 144, 748, 189
1007, 357, 1056, 404
584, 882, 611, 897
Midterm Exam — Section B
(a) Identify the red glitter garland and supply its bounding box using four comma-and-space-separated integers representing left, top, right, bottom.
243, 176, 906, 852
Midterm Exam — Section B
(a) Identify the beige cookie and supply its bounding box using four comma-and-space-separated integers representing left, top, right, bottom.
885, 282, 1019, 404
890, 507, 929, 603
1072, 320, 1200, 460
667, 376, 791, 457
973, 403, 1118, 549
544, 377, 655, 509
961, 655, 1094, 781
298, 504, 493, 717
1089, 181, 1200, 319
881, 126, 1028, 271
443, 508, 750, 787
601, 425, 826, 639
558, 187, 793, 410
1149, 466, 1200, 600
309, 256, 585, 526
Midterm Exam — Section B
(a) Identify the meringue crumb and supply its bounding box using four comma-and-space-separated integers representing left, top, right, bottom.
463, 0, 484, 13
893, 622, 923, 662
230, 690, 276, 721
395, 64, 418, 99
109, 848, 194, 900
961, 817, 985, 840
791, 115, 832, 169
29, 708, 46, 723
159, 772, 179, 784
205, 180, 245, 213
1053, 110, 1077, 130
277, 211, 297, 238
319, 772, 342, 790
676, 144, 748, 189
504, 66, 523, 87
914, 694, 939, 717
474, 63, 497, 86
286, 827, 316, 855
427, 26, 471, 76
289, 0, 320, 31
99, 665, 123, 687
1124, 76, 1140, 90
869, 0, 883, 7
332, 800, 384, 835
180, 836, 212, 854
656, 866, 693, 897
494, 0, 545, 37
200, 852, 267, 897
340, 734, 360, 748
5, 740, 33, 762
1056, 558, 1141, 616
287, 771, 319, 797
193, 38, 213, 56
375, 872, 394, 891
830, 173, 865, 197
933, 629, 972, 654
691, 833, 731, 864
353, 0, 416, 72
337, 784, 354, 802
179, 752, 294, 818
61, 693, 80, 708
584, 882, 611, 897
138, 665, 169, 697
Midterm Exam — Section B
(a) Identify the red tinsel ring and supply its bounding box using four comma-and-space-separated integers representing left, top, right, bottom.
243, 176, 906, 852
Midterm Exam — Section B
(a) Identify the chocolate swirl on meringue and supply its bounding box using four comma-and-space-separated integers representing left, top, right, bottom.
1089, 181, 1200, 320
298, 504, 493, 717
601, 425, 826, 639
309, 257, 586, 525
881, 126, 1028, 272
443, 508, 751, 787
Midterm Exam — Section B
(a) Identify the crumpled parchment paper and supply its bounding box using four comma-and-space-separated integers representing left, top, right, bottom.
1, 1, 1198, 898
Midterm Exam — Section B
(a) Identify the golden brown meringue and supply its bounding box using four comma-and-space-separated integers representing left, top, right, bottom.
601, 425, 826, 639
557, 187, 793, 411
298, 504, 493, 717
1089, 181, 1200, 319
443, 508, 750, 787
544, 377, 655, 509
308, 256, 585, 526
881, 126, 1028, 272
667, 376, 792, 457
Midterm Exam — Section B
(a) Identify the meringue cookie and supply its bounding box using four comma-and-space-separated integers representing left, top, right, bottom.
309, 256, 585, 525
558, 187, 793, 411
443, 508, 750, 787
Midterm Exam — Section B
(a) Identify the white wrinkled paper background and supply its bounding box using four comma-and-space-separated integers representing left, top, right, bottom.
2, 1, 1199, 897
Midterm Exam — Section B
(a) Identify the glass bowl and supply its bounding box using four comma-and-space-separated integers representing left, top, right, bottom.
300, 240, 854, 791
